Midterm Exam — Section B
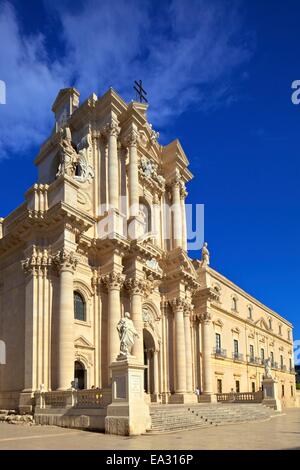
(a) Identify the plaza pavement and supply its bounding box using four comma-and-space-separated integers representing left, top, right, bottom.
0, 409, 299, 450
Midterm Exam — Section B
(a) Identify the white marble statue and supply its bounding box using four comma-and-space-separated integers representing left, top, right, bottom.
264, 358, 273, 379
117, 312, 139, 358
201, 242, 210, 267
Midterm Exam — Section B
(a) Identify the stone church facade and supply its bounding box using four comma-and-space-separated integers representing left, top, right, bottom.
0, 87, 296, 412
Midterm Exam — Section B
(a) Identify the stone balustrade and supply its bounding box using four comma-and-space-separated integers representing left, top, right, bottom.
35, 388, 112, 410
216, 390, 263, 403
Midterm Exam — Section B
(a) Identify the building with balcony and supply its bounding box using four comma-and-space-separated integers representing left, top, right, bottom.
0, 87, 296, 412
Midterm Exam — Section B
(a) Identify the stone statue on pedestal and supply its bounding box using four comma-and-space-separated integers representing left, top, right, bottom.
201, 242, 210, 267
117, 312, 139, 358
264, 358, 273, 379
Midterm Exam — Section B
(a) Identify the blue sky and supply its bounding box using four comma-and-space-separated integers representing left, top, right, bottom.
0, 0, 299, 342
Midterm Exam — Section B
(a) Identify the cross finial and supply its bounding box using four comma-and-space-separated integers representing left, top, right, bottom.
133, 80, 148, 103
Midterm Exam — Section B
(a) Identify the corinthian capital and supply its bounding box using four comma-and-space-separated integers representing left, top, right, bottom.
22, 246, 52, 276
123, 129, 139, 147
102, 120, 120, 138
53, 249, 78, 273
101, 271, 125, 290
184, 302, 194, 317
198, 311, 212, 324
170, 297, 187, 312
125, 277, 147, 295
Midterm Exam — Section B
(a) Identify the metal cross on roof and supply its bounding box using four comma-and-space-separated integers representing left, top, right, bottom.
133, 80, 148, 103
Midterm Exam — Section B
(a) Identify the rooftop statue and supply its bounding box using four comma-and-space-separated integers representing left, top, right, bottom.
201, 242, 210, 267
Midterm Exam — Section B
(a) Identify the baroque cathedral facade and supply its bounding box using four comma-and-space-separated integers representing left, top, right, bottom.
0, 87, 296, 412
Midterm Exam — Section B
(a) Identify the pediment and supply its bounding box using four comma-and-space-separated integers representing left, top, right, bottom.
231, 327, 240, 335
75, 336, 94, 349
213, 318, 224, 328
254, 317, 270, 331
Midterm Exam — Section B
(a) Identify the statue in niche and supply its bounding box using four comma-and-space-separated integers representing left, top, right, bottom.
117, 312, 139, 358
200, 242, 210, 267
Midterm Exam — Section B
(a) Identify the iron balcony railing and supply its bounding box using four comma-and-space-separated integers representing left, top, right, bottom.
213, 347, 227, 358
233, 352, 244, 362
248, 355, 259, 365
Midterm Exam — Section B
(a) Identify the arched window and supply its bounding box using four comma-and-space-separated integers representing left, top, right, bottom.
232, 297, 238, 312
248, 306, 253, 319
74, 291, 86, 321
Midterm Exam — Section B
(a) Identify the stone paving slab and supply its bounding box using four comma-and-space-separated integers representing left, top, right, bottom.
0, 409, 299, 450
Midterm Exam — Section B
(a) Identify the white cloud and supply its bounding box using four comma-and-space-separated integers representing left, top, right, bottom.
0, 0, 253, 159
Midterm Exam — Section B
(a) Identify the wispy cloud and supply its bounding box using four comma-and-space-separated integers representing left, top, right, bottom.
0, 0, 253, 159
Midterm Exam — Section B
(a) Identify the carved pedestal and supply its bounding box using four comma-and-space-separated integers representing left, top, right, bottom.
262, 377, 282, 411
105, 358, 151, 435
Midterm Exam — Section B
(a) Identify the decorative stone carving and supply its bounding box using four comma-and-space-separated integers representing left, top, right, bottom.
125, 277, 147, 296
56, 126, 94, 183
101, 272, 125, 290
56, 127, 78, 178
149, 123, 160, 143
124, 129, 139, 147
53, 249, 78, 273
75, 134, 94, 183
198, 311, 212, 323
102, 120, 120, 138
117, 312, 139, 358
200, 242, 210, 267
21, 246, 52, 276
170, 298, 186, 312
139, 156, 165, 188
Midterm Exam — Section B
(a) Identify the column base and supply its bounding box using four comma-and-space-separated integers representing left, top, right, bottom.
198, 393, 217, 403
168, 392, 198, 404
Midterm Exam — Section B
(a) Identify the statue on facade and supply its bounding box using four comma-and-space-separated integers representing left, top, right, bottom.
264, 358, 273, 379
56, 126, 78, 178
117, 312, 139, 358
200, 242, 210, 267
56, 127, 94, 183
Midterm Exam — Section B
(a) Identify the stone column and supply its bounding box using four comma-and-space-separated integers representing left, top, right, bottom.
184, 306, 193, 393
54, 250, 77, 390
153, 350, 159, 395
171, 299, 186, 393
126, 130, 139, 217
172, 174, 182, 249
201, 312, 214, 397
125, 278, 146, 364
146, 350, 151, 393
101, 272, 124, 368
22, 247, 39, 392
103, 120, 120, 210
152, 193, 161, 246
180, 184, 188, 251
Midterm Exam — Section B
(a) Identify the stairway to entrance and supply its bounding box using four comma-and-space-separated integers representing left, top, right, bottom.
148, 403, 279, 434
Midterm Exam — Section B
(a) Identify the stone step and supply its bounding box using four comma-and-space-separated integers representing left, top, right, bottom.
149, 403, 274, 433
